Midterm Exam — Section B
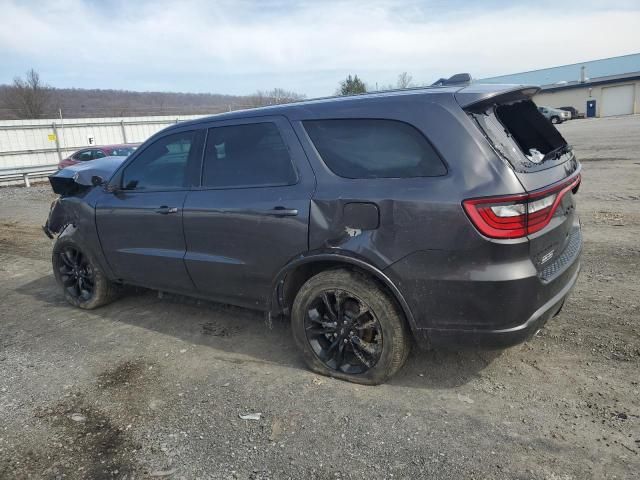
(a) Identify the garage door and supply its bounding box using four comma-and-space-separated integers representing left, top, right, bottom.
601, 84, 635, 117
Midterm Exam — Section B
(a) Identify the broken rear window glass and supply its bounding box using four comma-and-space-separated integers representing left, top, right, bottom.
471, 100, 571, 173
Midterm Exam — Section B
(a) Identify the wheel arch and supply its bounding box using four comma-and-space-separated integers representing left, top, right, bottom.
270, 252, 419, 336
54, 222, 118, 281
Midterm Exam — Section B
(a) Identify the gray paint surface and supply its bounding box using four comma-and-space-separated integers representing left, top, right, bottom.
45, 84, 582, 348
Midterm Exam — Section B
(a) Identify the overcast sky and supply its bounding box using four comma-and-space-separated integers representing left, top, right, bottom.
1, 0, 639, 97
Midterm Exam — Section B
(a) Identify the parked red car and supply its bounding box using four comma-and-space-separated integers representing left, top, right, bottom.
57, 144, 140, 170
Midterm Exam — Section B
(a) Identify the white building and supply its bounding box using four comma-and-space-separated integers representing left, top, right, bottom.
479, 53, 640, 118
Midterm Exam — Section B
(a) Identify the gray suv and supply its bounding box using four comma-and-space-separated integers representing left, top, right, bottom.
538, 105, 571, 124
44, 83, 582, 384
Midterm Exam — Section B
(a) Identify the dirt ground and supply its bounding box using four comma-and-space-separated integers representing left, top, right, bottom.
1, 115, 639, 480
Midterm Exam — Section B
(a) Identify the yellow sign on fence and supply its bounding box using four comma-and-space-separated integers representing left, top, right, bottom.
48, 133, 57, 142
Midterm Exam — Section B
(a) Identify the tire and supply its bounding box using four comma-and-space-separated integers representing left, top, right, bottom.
550, 116, 561, 124
291, 269, 411, 385
52, 236, 120, 309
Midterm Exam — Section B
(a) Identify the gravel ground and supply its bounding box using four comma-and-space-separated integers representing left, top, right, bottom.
1, 115, 639, 479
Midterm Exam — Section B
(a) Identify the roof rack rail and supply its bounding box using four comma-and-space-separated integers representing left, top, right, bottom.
431, 73, 472, 87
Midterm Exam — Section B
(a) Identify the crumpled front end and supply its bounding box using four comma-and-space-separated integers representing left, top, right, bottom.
43, 155, 127, 238
43, 197, 75, 238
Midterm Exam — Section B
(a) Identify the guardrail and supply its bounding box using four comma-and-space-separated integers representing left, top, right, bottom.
0, 164, 58, 187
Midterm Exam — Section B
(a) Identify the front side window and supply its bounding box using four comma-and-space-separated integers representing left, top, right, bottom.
75, 150, 93, 161
122, 131, 198, 190
303, 119, 446, 179
202, 122, 297, 188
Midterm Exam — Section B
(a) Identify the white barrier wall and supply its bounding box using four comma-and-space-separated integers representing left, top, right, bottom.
0, 115, 206, 170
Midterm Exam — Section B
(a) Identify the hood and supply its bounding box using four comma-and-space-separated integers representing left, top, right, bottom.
49, 156, 126, 195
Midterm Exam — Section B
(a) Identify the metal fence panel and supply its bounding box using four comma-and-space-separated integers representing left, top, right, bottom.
0, 115, 206, 170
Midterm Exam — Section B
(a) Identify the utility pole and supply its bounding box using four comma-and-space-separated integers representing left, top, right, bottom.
58, 108, 66, 153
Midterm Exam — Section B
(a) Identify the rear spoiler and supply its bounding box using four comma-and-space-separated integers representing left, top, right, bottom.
455, 84, 540, 111
431, 73, 472, 87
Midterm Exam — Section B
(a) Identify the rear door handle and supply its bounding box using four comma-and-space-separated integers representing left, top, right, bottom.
156, 206, 178, 214
268, 206, 298, 217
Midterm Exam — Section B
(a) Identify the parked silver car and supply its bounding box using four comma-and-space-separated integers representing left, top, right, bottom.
538, 106, 571, 124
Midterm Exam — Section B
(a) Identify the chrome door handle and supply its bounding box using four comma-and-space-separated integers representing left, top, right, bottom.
156, 206, 178, 214
269, 206, 298, 217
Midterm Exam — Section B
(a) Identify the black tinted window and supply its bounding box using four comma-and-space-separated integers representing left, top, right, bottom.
75, 150, 93, 161
109, 147, 137, 157
203, 123, 296, 188
304, 119, 446, 178
122, 131, 198, 190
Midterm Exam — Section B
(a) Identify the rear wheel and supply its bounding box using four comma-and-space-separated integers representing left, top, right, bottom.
52, 238, 119, 309
291, 269, 410, 385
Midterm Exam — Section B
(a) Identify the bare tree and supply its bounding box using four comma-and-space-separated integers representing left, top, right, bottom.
396, 72, 413, 89
246, 88, 306, 108
0, 80, 307, 119
2, 69, 52, 119
270, 88, 306, 104
246, 90, 269, 108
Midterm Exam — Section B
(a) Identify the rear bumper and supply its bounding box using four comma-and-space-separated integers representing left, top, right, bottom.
420, 264, 579, 348
384, 226, 582, 349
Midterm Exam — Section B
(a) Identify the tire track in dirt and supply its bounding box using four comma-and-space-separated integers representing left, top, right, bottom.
0, 221, 51, 260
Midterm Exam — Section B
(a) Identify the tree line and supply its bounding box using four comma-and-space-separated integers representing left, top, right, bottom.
0, 69, 421, 120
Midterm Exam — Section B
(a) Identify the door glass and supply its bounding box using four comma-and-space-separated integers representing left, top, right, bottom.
93, 149, 107, 159
202, 122, 297, 188
304, 119, 446, 178
122, 131, 198, 190
76, 150, 93, 161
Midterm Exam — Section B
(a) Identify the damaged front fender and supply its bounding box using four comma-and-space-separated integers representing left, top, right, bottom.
43, 197, 74, 238
42, 178, 117, 281
43, 156, 127, 238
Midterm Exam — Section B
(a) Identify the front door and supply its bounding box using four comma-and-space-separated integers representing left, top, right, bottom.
183, 117, 315, 308
96, 129, 204, 292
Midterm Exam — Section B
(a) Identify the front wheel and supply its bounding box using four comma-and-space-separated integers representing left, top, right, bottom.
291, 269, 411, 385
52, 237, 119, 309
550, 116, 561, 124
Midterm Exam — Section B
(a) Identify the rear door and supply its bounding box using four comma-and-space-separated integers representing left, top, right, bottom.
462, 91, 581, 276
182, 116, 315, 308
96, 129, 204, 292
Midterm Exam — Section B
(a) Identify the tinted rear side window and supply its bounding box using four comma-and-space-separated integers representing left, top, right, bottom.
203, 122, 297, 188
304, 119, 446, 179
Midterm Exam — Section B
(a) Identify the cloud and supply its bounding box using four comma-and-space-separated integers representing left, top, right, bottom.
0, 0, 638, 96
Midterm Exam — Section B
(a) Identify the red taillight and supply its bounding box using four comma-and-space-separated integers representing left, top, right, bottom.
463, 174, 581, 239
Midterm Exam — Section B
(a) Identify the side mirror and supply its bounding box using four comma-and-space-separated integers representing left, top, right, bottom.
91, 175, 104, 186
124, 180, 139, 190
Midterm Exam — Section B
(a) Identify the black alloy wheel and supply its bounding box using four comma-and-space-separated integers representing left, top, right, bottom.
57, 246, 95, 301
304, 289, 383, 374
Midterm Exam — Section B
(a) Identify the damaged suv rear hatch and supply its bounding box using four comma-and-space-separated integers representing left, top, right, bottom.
457, 85, 581, 280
